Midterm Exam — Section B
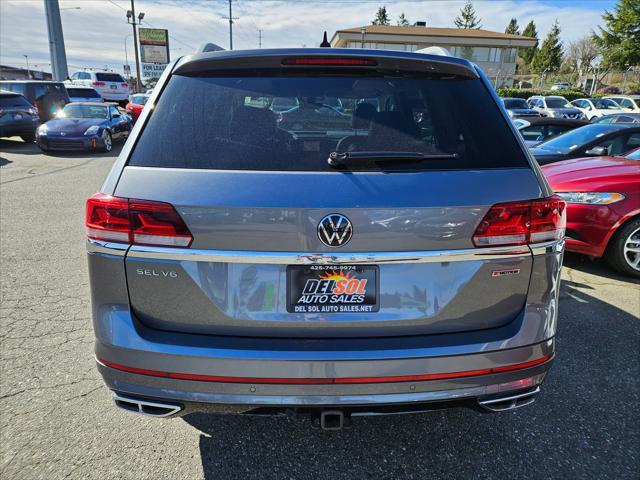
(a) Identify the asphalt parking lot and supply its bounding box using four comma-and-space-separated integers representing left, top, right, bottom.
1, 138, 638, 480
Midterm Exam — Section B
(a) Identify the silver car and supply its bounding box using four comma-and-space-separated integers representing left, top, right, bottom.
86, 49, 566, 429
527, 95, 585, 120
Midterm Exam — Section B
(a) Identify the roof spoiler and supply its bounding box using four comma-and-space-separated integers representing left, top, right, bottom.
196, 43, 225, 54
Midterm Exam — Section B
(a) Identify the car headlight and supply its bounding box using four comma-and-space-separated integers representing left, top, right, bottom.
37, 124, 48, 134
84, 125, 100, 136
556, 192, 625, 205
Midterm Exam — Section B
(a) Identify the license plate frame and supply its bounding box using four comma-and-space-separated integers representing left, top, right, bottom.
286, 264, 379, 314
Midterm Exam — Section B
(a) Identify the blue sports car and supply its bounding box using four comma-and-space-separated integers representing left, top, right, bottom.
36, 102, 131, 152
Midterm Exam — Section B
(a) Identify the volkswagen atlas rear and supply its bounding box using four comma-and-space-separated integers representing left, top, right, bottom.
87, 49, 565, 428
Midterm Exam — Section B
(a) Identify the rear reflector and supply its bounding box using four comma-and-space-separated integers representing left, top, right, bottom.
473, 195, 566, 247
86, 193, 192, 247
282, 57, 377, 66
96, 355, 552, 384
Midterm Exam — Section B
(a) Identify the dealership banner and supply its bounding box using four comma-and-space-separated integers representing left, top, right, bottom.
139, 27, 169, 79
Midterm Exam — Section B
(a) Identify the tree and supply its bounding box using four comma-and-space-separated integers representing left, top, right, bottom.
520, 20, 539, 65
593, 0, 640, 69
454, 1, 482, 29
505, 18, 520, 35
563, 35, 601, 75
371, 6, 390, 25
531, 21, 564, 73
397, 12, 410, 26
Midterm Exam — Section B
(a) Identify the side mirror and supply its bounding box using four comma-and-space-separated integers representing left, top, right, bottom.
585, 146, 607, 156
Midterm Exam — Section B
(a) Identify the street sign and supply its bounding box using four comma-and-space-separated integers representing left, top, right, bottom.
123, 64, 131, 75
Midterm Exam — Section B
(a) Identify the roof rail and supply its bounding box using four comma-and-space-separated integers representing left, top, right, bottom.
196, 43, 225, 54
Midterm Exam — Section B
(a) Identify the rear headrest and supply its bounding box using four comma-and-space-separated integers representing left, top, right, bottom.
370, 111, 418, 137
230, 106, 277, 140
352, 102, 376, 129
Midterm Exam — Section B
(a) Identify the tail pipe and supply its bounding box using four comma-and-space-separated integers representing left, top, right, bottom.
112, 392, 183, 418
478, 386, 540, 412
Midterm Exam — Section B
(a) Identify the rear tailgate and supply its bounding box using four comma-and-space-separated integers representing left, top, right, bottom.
105, 50, 549, 338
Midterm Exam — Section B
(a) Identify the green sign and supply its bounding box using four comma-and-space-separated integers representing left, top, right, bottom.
139, 28, 168, 46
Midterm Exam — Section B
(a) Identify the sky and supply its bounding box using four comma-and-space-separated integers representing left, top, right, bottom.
0, 0, 617, 76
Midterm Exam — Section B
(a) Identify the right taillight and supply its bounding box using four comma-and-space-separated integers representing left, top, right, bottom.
473, 195, 566, 247
86, 193, 192, 247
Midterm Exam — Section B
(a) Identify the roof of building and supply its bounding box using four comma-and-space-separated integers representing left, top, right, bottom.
334, 25, 532, 41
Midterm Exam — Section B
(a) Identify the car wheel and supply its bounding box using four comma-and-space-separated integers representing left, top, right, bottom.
101, 130, 112, 152
21, 133, 36, 143
605, 217, 640, 278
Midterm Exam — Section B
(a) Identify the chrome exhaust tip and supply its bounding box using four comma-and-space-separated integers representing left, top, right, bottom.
478, 386, 540, 412
112, 392, 183, 418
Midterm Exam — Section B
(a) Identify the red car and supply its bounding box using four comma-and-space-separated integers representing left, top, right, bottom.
542, 148, 640, 277
124, 94, 150, 122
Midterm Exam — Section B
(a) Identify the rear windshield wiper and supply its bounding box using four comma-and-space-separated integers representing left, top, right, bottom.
327, 151, 459, 168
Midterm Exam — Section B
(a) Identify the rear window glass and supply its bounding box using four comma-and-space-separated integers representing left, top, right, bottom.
129, 74, 529, 171
96, 73, 125, 83
0, 94, 31, 107
67, 88, 100, 98
130, 95, 149, 105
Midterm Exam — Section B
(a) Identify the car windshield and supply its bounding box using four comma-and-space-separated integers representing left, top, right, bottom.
60, 104, 108, 119
593, 98, 621, 110
0, 94, 31, 107
503, 99, 529, 109
129, 74, 529, 172
625, 147, 640, 160
67, 88, 100, 98
545, 97, 571, 108
131, 95, 149, 105
536, 124, 619, 153
95, 73, 125, 83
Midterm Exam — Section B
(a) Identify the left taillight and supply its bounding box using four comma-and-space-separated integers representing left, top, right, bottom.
472, 195, 566, 247
86, 193, 193, 247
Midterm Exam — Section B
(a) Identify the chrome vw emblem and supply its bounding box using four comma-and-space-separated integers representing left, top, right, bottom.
318, 214, 353, 247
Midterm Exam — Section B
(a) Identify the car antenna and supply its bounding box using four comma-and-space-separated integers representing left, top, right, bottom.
320, 31, 331, 48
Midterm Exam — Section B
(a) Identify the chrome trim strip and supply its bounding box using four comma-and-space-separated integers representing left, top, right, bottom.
86, 239, 129, 256
478, 386, 540, 406
529, 240, 565, 256
125, 244, 531, 264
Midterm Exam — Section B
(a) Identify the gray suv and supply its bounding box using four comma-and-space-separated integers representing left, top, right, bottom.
86, 49, 565, 429
527, 95, 585, 120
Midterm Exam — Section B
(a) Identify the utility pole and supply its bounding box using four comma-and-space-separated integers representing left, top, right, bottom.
126, 0, 144, 92
258, 29, 262, 48
23, 55, 30, 79
222, 0, 238, 50
43, 0, 69, 80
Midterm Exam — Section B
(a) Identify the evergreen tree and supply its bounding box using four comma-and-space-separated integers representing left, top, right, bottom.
520, 20, 539, 65
371, 6, 391, 25
397, 12, 410, 26
505, 18, 519, 35
454, 1, 482, 29
531, 21, 564, 73
593, 0, 640, 69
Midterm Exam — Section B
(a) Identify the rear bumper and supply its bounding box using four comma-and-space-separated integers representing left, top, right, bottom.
0, 122, 38, 137
96, 338, 553, 413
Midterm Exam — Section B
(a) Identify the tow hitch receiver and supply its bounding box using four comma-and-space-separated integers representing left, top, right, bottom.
320, 410, 345, 430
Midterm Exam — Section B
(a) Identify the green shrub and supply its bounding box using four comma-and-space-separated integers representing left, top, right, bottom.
496, 88, 586, 101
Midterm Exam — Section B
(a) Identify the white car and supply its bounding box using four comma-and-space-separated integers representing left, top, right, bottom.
69, 71, 129, 104
603, 95, 640, 112
64, 85, 103, 103
550, 83, 570, 91
569, 98, 627, 120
